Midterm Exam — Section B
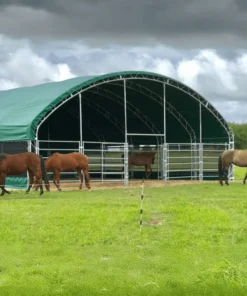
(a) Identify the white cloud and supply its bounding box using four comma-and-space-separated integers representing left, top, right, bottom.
0, 35, 247, 122
176, 50, 238, 94
150, 58, 177, 78
0, 79, 19, 90
0, 36, 75, 90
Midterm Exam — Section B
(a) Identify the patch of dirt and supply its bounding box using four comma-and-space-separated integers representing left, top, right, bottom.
48, 179, 217, 191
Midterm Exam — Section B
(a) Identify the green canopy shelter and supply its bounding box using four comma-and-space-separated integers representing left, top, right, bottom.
0, 71, 234, 187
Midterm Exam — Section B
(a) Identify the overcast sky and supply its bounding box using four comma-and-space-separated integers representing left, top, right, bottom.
0, 0, 247, 122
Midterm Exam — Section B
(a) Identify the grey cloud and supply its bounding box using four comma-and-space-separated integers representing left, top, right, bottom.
0, 0, 247, 47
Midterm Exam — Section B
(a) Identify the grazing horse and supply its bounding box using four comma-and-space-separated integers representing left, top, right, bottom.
0, 152, 50, 196
39, 152, 91, 191
218, 149, 247, 186
122, 151, 156, 179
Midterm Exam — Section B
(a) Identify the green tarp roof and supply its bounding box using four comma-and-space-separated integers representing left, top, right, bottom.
0, 71, 231, 142
0, 75, 100, 141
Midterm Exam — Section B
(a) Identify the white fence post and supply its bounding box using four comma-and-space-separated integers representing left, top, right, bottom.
35, 139, 39, 155
163, 143, 168, 183
199, 143, 203, 181
124, 142, 129, 186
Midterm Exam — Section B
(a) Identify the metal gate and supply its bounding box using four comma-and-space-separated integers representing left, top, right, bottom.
161, 142, 230, 181
35, 140, 232, 184
83, 141, 125, 182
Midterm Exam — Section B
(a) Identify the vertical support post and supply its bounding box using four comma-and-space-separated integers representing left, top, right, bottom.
157, 141, 160, 180
82, 141, 85, 155
35, 138, 40, 155
27, 140, 32, 189
123, 79, 129, 186
79, 93, 83, 154
163, 83, 168, 183
199, 103, 203, 181
101, 143, 104, 184
27, 140, 32, 152
229, 135, 235, 181
47, 122, 51, 157
191, 142, 198, 180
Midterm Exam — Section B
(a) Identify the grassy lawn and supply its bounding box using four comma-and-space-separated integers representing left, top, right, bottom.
1, 183, 247, 295
234, 165, 247, 181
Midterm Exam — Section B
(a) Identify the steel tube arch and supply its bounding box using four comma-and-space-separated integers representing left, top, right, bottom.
87, 87, 162, 142
111, 80, 196, 142
35, 74, 233, 144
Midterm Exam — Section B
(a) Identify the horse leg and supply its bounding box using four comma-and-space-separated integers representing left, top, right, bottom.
26, 171, 34, 194
146, 165, 152, 179
77, 169, 83, 190
224, 168, 229, 186
219, 175, 223, 186
39, 180, 44, 195
54, 170, 61, 191
145, 165, 148, 179
33, 170, 44, 195
243, 172, 247, 185
0, 174, 9, 196
83, 169, 91, 191
219, 169, 225, 186
52, 172, 59, 191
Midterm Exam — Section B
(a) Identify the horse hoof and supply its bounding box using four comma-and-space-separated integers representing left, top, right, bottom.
26, 191, 29, 194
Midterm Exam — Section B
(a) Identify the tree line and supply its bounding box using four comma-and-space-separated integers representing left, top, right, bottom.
229, 122, 247, 149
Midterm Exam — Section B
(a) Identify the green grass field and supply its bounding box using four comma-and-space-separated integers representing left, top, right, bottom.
234, 166, 247, 181
1, 182, 247, 296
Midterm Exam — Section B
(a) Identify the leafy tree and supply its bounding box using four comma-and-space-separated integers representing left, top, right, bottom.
229, 122, 247, 149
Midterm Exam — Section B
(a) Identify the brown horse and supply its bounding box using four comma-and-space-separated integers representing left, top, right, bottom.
0, 152, 50, 196
39, 152, 91, 191
218, 149, 247, 186
122, 151, 156, 179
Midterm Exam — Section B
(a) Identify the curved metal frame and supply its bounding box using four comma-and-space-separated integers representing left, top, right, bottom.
83, 120, 105, 142
64, 105, 105, 142
88, 86, 162, 139
82, 95, 126, 138
35, 73, 233, 143
110, 80, 196, 142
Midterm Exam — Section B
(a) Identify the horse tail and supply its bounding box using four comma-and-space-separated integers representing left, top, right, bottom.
218, 153, 223, 181
40, 155, 49, 189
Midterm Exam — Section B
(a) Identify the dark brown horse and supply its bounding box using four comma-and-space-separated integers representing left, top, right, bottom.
122, 151, 156, 179
0, 152, 50, 196
39, 152, 91, 191
218, 149, 247, 186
